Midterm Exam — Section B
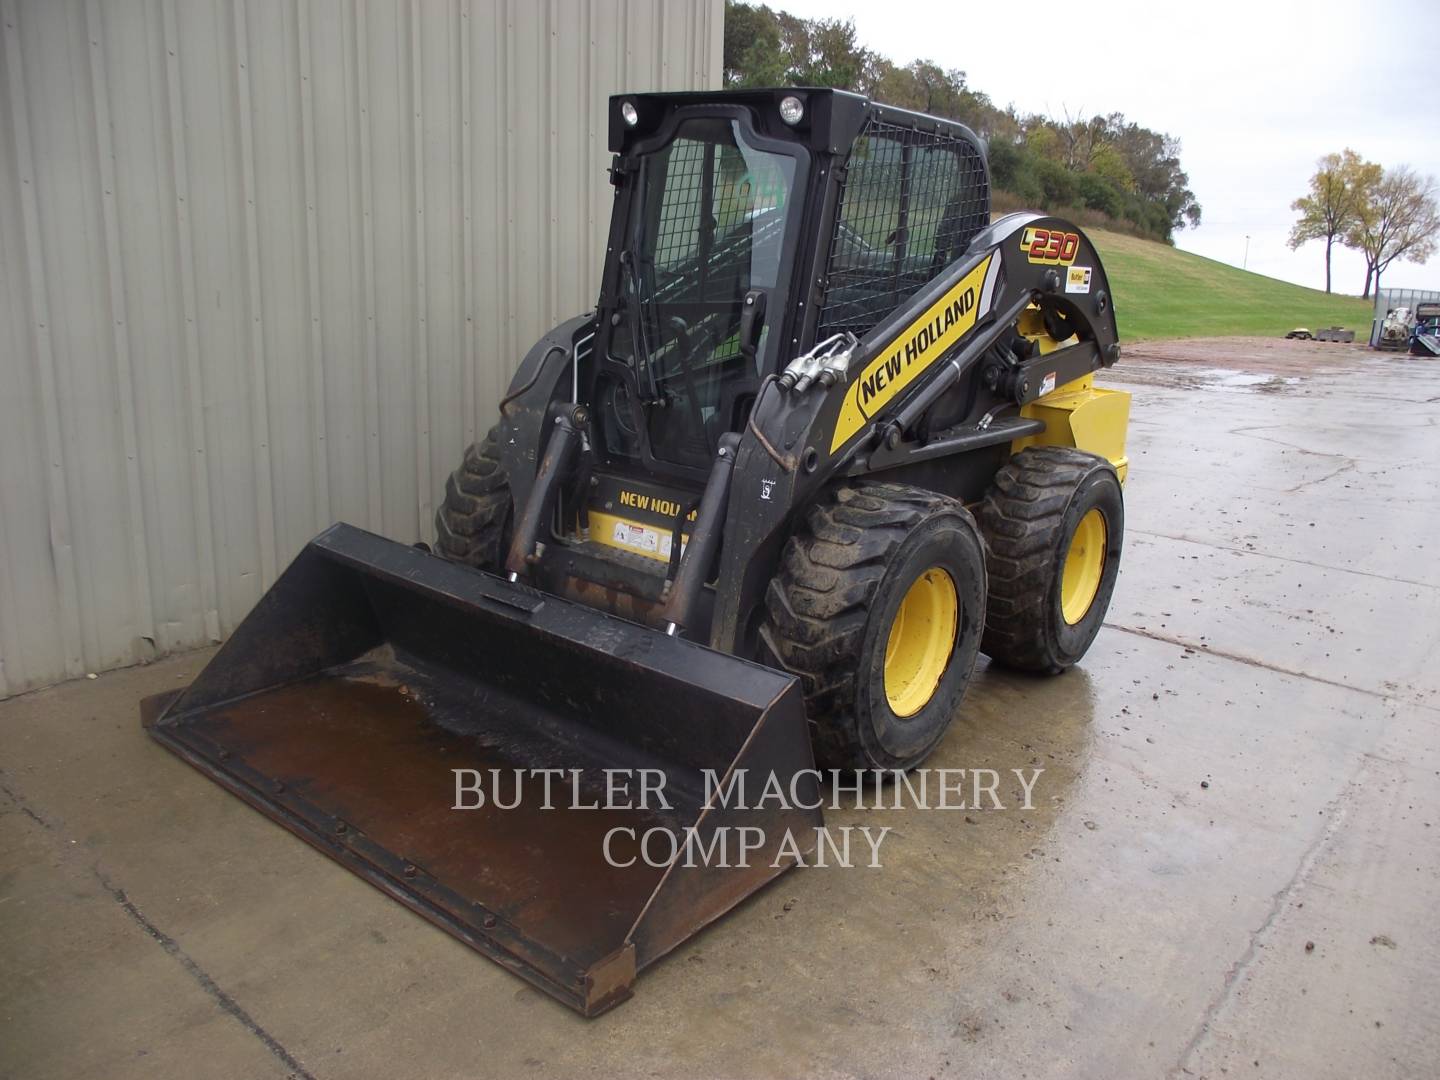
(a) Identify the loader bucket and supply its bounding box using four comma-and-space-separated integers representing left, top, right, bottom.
144, 524, 820, 1016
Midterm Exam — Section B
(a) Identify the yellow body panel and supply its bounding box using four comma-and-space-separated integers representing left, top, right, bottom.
1016, 306, 1076, 356
1011, 373, 1131, 484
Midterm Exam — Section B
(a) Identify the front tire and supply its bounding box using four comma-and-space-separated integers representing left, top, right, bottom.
977, 446, 1123, 673
761, 483, 986, 771
434, 425, 512, 571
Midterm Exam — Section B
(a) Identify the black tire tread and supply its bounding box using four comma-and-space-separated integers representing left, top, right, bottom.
977, 445, 1109, 672
434, 425, 510, 570
762, 482, 970, 768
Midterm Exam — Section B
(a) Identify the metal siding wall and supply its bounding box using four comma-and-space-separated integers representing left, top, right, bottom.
0, 0, 723, 697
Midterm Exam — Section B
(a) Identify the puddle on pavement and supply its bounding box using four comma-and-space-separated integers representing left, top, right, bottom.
1195, 369, 1302, 392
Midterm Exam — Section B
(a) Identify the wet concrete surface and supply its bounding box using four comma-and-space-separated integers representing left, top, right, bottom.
2, 338, 1438, 1078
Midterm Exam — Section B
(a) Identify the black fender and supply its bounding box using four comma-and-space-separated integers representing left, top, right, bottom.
494, 314, 596, 513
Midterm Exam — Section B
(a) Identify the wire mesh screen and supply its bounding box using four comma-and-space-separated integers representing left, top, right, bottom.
817, 119, 989, 338
617, 130, 792, 369
609, 119, 796, 468
645, 137, 788, 365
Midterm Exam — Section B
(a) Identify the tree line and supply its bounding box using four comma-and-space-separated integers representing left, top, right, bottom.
722, 1, 1202, 243
1288, 151, 1438, 297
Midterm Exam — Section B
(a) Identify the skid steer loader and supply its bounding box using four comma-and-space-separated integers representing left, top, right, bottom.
145, 89, 1129, 1015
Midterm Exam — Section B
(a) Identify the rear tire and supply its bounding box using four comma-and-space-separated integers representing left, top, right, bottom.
977, 446, 1123, 674
761, 483, 986, 771
434, 425, 512, 571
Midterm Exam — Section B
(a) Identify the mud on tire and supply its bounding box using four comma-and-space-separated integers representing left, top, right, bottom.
434, 425, 512, 571
761, 482, 986, 772
976, 445, 1123, 674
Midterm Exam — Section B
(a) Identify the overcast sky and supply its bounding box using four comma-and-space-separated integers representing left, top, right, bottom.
774, 0, 1440, 294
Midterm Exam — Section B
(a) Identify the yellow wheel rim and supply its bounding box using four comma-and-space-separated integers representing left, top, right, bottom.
884, 568, 958, 718
1061, 508, 1107, 625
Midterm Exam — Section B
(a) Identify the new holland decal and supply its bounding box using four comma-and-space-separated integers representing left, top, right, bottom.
830, 253, 996, 452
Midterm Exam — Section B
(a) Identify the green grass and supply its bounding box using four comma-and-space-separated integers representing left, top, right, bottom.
1087, 229, 1374, 342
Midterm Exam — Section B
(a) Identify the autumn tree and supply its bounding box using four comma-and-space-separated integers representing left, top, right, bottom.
722, 1, 786, 87
772, 10, 871, 88
1346, 166, 1440, 298
1055, 109, 1121, 172
720, 1, 1202, 241
1101, 120, 1201, 232
1090, 144, 1135, 192
863, 59, 999, 135
1288, 150, 1379, 293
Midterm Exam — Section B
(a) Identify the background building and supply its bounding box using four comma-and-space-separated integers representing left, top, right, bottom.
0, 0, 722, 696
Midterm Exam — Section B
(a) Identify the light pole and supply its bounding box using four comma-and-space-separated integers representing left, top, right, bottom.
1243, 234, 1250, 270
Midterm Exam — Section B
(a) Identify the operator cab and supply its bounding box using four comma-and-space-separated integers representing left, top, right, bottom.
598, 108, 807, 474
564, 89, 992, 628
589, 89, 989, 485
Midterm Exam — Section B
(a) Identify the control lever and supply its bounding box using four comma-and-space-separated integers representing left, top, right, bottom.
739, 289, 767, 367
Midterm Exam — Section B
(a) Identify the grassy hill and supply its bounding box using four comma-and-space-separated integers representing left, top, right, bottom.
1087, 229, 1374, 342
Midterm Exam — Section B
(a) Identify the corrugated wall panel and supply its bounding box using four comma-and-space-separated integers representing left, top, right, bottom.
0, 0, 723, 697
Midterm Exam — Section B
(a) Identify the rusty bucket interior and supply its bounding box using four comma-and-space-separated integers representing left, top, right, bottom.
144, 524, 819, 1016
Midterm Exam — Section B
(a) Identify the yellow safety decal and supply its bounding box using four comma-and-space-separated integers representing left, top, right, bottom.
587, 510, 687, 564
830, 254, 993, 453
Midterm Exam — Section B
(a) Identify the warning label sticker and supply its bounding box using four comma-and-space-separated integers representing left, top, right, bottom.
613, 520, 672, 557
591, 511, 687, 563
